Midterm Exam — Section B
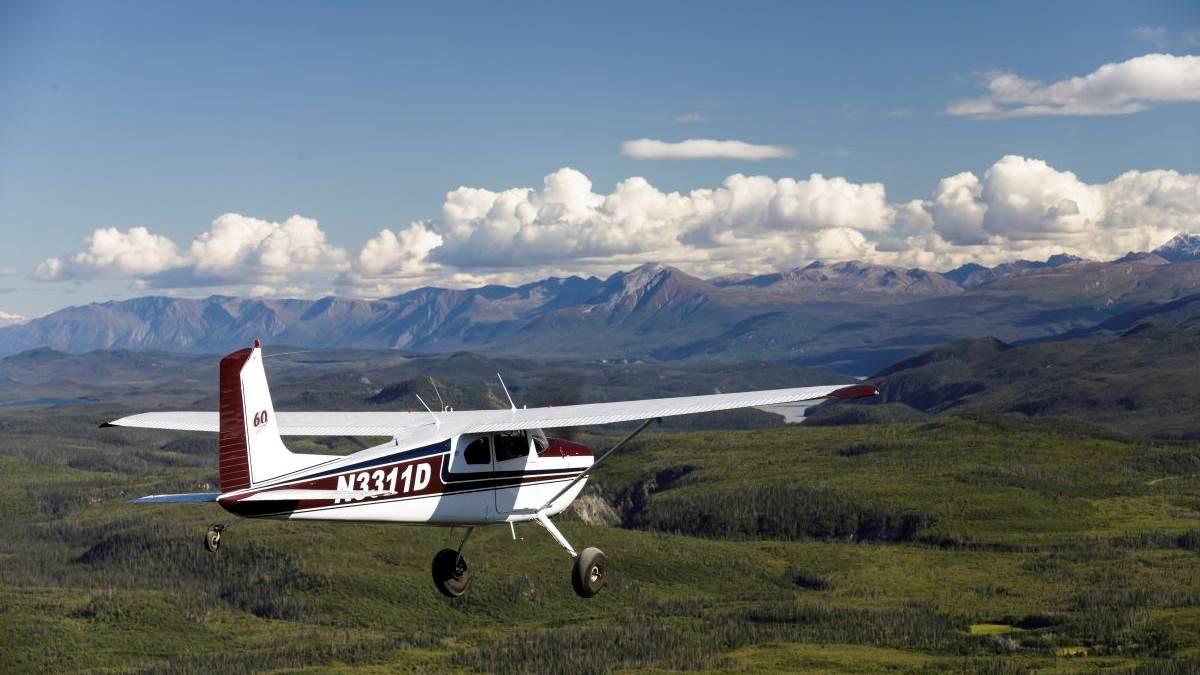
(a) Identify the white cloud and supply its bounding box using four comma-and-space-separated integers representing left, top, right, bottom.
948, 54, 1200, 118
1133, 26, 1169, 50
358, 223, 444, 276
916, 155, 1200, 262
35, 214, 350, 293
32, 158, 1200, 298
186, 213, 349, 281
674, 112, 707, 123
928, 171, 988, 245
621, 138, 793, 160
33, 227, 182, 280
0, 268, 16, 276
248, 284, 310, 298
422, 168, 892, 272
0, 310, 24, 327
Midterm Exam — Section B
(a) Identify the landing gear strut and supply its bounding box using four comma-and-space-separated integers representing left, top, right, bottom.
432, 527, 473, 597
535, 513, 608, 598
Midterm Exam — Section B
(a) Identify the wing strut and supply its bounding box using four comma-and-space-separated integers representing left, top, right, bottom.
538, 416, 659, 512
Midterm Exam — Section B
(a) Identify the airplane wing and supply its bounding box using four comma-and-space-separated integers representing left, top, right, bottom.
104, 384, 876, 437
450, 384, 876, 434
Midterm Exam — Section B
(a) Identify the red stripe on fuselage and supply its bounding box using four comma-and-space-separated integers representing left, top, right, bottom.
539, 437, 594, 458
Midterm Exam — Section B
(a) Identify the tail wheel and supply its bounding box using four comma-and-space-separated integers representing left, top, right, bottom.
571, 547, 608, 598
205, 526, 222, 553
432, 548, 470, 597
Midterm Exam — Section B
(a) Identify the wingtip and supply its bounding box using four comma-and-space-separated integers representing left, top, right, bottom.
829, 384, 880, 400
99, 422, 116, 429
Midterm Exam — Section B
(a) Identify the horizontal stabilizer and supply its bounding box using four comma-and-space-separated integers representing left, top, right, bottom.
237, 489, 398, 502
128, 492, 220, 504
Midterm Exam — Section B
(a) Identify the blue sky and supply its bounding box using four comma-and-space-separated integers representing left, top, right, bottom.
2, 0, 1199, 318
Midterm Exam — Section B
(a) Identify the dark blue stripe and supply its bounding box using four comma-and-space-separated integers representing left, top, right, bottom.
443, 466, 582, 483
301, 439, 451, 480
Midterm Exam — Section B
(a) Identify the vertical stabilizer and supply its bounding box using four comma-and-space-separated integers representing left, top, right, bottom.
218, 340, 324, 491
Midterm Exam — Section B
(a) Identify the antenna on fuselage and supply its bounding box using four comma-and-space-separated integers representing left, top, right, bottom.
428, 376, 447, 412
496, 372, 517, 411
415, 393, 440, 426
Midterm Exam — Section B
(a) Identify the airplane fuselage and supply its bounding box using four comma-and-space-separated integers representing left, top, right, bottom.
217, 432, 594, 526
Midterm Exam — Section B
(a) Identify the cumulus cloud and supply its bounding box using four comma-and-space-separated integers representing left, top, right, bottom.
35, 214, 349, 293
184, 213, 349, 283
621, 138, 793, 160
358, 223, 444, 276
418, 168, 892, 272
33, 227, 183, 281
33, 157, 1200, 297
408, 158, 1199, 279
948, 54, 1200, 118
910, 155, 1200, 262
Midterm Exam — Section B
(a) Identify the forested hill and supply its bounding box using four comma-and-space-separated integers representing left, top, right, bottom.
813, 319, 1200, 440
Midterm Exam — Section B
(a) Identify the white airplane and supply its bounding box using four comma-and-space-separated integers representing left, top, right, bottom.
106, 340, 877, 598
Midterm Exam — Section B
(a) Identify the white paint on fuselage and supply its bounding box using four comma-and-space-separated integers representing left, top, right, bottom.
238, 430, 593, 527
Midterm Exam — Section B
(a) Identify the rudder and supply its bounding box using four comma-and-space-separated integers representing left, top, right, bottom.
218, 340, 324, 492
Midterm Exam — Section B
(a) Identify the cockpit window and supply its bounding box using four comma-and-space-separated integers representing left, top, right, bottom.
464, 436, 491, 465
530, 428, 549, 453
493, 430, 529, 462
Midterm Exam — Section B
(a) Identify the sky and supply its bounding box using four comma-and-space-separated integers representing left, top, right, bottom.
1, 0, 1199, 321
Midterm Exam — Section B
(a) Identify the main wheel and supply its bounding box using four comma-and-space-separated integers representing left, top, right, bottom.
571, 547, 608, 598
205, 526, 222, 553
432, 548, 470, 597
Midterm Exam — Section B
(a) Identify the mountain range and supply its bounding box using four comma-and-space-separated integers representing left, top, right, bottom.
5, 234, 1200, 374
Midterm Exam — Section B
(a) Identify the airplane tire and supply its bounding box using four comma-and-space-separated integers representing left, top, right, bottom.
571, 547, 608, 598
432, 548, 470, 597
205, 526, 222, 553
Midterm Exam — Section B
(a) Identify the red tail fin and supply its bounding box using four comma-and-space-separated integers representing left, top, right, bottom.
218, 347, 254, 492
216, 340, 326, 492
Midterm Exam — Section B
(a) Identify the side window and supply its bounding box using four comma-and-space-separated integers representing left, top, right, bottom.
493, 430, 529, 462
464, 436, 491, 465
